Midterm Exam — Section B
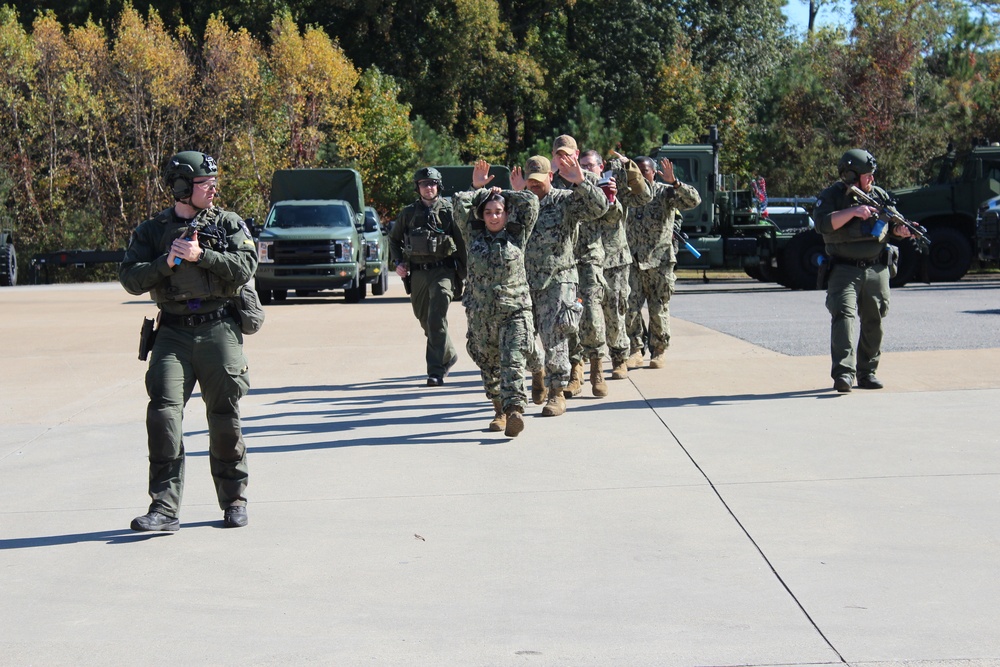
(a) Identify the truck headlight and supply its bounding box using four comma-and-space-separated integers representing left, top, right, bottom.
340, 239, 353, 260
257, 240, 273, 263
366, 238, 380, 261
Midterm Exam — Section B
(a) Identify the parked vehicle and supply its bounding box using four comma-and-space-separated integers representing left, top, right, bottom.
254, 169, 368, 304
363, 206, 390, 296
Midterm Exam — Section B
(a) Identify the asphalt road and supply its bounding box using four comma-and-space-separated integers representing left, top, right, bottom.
672, 275, 1000, 356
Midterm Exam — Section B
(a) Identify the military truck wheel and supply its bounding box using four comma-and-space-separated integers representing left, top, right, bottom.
372, 273, 388, 296
358, 279, 367, 300
778, 230, 825, 290
925, 226, 971, 282
344, 283, 361, 303
274, 289, 288, 302
0, 242, 16, 286
744, 264, 762, 280
257, 283, 272, 305
889, 239, 919, 288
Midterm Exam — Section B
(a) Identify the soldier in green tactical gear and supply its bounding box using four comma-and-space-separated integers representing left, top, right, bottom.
119, 151, 258, 531
814, 148, 913, 393
389, 166, 467, 386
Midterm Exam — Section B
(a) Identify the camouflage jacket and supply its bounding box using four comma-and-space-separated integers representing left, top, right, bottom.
626, 181, 701, 269
525, 179, 608, 291
814, 181, 894, 260
389, 197, 467, 275
119, 205, 258, 315
453, 189, 539, 315
555, 157, 651, 267
601, 157, 653, 269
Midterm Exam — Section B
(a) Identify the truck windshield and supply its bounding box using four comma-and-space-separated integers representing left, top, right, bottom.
267, 204, 353, 229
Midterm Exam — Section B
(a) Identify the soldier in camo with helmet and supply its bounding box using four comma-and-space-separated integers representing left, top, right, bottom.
119, 150, 258, 532
389, 167, 467, 387
625, 156, 701, 370
514, 152, 608, 417
452, 160, 540, 437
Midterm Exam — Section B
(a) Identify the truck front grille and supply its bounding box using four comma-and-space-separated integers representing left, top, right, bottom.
273, 240, 345, 264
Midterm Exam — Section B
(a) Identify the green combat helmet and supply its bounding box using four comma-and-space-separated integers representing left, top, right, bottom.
838, 149, 877, 182
165, 151, 218, 200
413, 167, 442, 185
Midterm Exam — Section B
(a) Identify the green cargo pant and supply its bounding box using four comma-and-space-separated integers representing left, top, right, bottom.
144, 316, 250, 518
409, 265, 458, 377
826, 262, 890, 380
569, 262, 608, 364
627, 261, 676, 356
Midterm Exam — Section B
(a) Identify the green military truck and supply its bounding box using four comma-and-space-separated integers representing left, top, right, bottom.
254, 169, 369, 304
651, 126, 827, 290
0, 229, 15, 286
888, 142, 1000, 282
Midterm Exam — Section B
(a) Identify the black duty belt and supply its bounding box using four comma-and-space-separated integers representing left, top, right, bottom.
411, 259, 455, 272
831, 256, 881, 269
160, 304, 233, 328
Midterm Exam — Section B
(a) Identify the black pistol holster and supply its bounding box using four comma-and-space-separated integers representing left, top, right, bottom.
138, 316, 158, 361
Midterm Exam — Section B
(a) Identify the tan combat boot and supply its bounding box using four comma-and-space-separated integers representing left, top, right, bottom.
649, 351, 666, 369
626, 350, 644, 369
531, 369, 547, 405
590, 356, 608, 397
489, 400, 506, 432
541, 389, 567, 417
563, 361, 584, 398
504, 405, 525, 437
610, 357, 628, 380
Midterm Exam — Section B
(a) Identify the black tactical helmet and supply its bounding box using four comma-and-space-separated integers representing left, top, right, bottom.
165, 151, 218, 200
838, 149, 877, 180
413, 167, 442, 184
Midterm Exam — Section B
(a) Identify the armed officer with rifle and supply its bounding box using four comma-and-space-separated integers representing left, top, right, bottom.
390, 167, 467, 386
814, 149, 915, 393
119, 151, 258, 531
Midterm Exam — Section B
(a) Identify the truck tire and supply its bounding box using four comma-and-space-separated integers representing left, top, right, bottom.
358, 279, 367, 300
344, 283, 361, 303
778, 230, 825, 290
256, 281, 273, 305
0, 242, 16, 286
925, 225, 971, 282
372, 273, 388, 296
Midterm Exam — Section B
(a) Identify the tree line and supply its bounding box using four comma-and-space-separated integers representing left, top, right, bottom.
1, 0, 999, 281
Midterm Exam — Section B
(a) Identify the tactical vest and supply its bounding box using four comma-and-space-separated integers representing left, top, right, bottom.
819, 182, 891, 246
405, 202, 456, 259
149, 207, 242, 304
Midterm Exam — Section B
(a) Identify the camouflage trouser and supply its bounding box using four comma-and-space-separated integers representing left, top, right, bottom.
409, 265, 458, 377
144, 316, 250, 518
466, 308, 535, 411
569, 262, 607, 364
602, 263, 631, 363
530, 282, 577, 389
627, 261, 676, 356
826, 262, 889, 380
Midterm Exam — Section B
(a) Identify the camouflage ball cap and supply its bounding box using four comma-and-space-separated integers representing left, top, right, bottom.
553, 135, 578, 155
525, 156, 552, 182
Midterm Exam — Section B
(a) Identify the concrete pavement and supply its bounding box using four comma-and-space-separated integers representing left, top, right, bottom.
2, 276, 999, 666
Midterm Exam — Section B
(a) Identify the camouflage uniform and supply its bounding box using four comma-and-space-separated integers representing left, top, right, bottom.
814, 181, 896, 383
600, 159, 653, 367
119, 205, 258, 520
389, 197, 467, 380
525, 180, 609, 391
626, 180, 701, 358
453, 189, 539, 412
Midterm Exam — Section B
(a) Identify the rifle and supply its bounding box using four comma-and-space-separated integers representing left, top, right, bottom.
673, 228, 702, 259
849, 185, 930, 251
